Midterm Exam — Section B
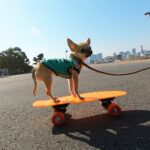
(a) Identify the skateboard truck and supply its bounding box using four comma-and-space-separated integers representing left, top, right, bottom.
53, 103, 69, 113
101, 97, 115, 109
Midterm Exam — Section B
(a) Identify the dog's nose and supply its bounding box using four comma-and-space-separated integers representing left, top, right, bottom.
89, 50, 93, 55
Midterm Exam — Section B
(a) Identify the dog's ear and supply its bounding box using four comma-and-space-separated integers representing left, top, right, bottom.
67, 38, 79, 51
87, 38, 91, 45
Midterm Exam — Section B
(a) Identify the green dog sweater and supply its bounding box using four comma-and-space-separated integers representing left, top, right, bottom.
42, 58, 81, 78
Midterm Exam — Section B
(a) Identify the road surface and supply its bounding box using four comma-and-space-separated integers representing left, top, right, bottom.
0, 60, 150, 150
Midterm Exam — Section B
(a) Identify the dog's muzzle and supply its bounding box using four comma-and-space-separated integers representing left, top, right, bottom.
81, 47, 93, 57
85, 50, 93, 57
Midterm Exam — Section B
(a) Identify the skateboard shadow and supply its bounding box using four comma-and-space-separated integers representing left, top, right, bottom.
52, 110, 150, 150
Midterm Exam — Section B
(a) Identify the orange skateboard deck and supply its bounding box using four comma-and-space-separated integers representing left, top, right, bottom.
32, 91, 126, 108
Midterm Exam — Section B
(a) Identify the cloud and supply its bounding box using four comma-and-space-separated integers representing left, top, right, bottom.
30, 26, 41, 36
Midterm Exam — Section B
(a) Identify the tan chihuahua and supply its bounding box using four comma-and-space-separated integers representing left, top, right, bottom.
32, 38, 93, 102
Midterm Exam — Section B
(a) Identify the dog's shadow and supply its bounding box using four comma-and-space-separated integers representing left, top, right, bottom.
52, 110, 150, 150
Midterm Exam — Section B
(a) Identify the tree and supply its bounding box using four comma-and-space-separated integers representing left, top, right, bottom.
0, 47, 32, 75
33, 53, 44, 65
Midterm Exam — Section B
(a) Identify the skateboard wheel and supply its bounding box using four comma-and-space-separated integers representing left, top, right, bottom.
107, 103, 121, 117
52, 112, 65, 126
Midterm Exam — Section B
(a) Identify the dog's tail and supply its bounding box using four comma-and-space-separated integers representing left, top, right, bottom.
32, 67, 38, 96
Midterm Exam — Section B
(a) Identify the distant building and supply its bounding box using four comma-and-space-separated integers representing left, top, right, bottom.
122, 51, 131, 59
123, 52, 128, 59
103, 56, 114, 63
88, 53, 103, 64
97, 53, 103, 61
113, 52, 117, 59
140, 45, 144, 54
144, 50, 150, 57
132, 48, 136, 55
113, 52, 116, 57
89, 55, 96, 63
119, 51, 124, 60
126, 51, 131, 59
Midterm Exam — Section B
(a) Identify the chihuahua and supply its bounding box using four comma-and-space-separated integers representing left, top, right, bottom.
32, 38, 93, 102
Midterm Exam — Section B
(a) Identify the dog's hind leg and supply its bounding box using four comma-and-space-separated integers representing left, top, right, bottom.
43, 76, 60, 103
32, 68, 38, 96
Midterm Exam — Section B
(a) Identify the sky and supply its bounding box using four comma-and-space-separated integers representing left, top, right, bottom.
0, 0, 150, 64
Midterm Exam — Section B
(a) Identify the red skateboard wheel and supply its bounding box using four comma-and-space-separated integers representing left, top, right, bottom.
107, 103, 121, 117
52, 112, 65, 126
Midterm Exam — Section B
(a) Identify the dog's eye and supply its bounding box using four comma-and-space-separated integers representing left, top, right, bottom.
88, 47, 91, 50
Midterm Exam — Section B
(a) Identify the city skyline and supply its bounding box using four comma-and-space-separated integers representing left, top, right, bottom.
88, 45, 150, 63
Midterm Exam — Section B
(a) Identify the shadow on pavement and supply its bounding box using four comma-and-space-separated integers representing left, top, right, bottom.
52, 110, 150, 150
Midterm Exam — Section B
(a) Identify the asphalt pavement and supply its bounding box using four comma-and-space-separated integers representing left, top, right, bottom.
0, 60, 150, 150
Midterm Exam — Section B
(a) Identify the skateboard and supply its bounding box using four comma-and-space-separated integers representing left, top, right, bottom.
33, 91, 127, 126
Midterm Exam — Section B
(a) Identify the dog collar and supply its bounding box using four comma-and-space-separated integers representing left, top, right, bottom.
69, 54, 82, 64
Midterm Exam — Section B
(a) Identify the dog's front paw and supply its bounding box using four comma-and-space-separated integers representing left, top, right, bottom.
78, 96, 84, 100
54, 99, 60, 103
70, 93, 76, 97
52, 97, 60, 103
